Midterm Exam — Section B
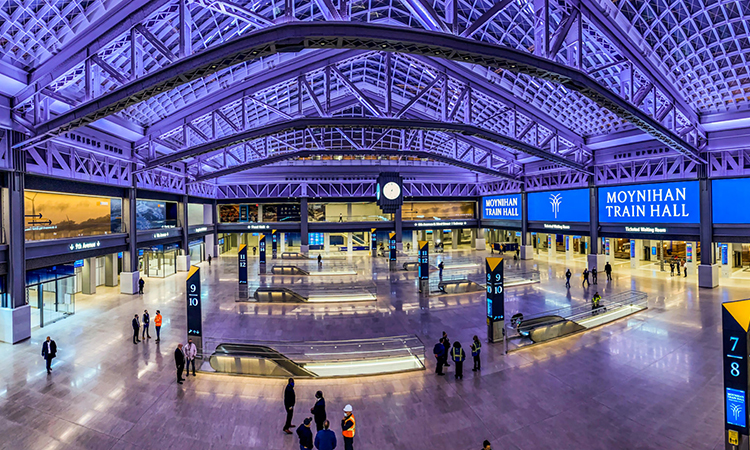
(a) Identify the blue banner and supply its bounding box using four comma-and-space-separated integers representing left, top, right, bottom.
482, 194, 521, 220
599, 181, 699, 224
714, 178, 750, 224
528, 189, 590, 222
727, 388, 747, 427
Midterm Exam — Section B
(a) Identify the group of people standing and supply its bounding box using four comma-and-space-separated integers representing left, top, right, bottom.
564, 262, 613, 288
173, 338, 198, 384
131, 309, 163, 344
669, 259, 688, 277
283, 378, 356, 450
433, 332, 482, 379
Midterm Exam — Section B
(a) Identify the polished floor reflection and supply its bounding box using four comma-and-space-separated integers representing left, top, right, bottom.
0, 250, 730, 449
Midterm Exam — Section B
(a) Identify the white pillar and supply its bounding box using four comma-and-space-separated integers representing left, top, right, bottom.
347, 232, 353, 255
82, 258, 97, 295
721, 243, 731, 278
565, 235, 574, 259
452, 229, 459, 249
176, 255, 190, 271
631, 239, 643, 269
412, 231, 418, 253
104, 253, 118, 287
688, 241, 697, 270
324, 233, 331, 254
257, 204, 263, 222
280, 233, 286, 253
547, 234, 556, 259
474, 228, 485, 251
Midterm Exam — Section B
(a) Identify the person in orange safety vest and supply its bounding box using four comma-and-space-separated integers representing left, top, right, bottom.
341, 404, 355, 450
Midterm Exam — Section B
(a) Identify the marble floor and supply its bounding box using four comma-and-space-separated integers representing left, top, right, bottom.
0, 250, 734, 450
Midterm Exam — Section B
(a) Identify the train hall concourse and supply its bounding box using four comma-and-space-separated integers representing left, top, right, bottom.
3, 0, 750, 449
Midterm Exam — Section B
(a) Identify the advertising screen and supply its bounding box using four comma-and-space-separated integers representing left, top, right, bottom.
727, 388, 747, 428
528, 189, 590, 222
482, 194, 521, 220
714, 178, 750, 224
598, 181, 699, 224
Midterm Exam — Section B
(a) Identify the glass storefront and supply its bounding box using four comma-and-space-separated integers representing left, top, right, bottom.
189, 239, 204, 263
140, 244, 178, 278
26, 266, 77, 328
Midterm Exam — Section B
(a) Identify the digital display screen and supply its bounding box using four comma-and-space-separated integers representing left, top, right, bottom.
309, 233, 325, 246
727, 388, 747, 427
528, 189, 590, 222
713, 178, 750, 224
599, 181, 699, 224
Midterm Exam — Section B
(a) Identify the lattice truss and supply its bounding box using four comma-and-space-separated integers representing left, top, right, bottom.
136, 51, 592, 180
6, 0, 746, 178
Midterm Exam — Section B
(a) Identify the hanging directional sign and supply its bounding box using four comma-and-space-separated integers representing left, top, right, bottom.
186, 266, 202, 338
238, 244, 248, 284
371, 228, 377, 254
723, 300, 750, 449
272, 229, 278, 258
389, 232, 397, 261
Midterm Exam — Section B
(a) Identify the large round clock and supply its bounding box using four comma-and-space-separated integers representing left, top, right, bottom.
383, 181, 401, 200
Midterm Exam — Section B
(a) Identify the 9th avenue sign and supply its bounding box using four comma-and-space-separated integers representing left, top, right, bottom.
68, 241, 101, 251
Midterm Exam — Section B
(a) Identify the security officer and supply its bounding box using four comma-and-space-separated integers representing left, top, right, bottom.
470, 335, 482, 372
341, 404, 356, 450
450, 341, 466, 380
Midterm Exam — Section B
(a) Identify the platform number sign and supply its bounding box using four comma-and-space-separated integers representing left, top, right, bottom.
272, 230, 278, 258
238, 244, 248, 284
186, 266, 202, 337
723, 300, 750, 448
418, 241, 429, 280
371, 228, 377, 253
486, 257, 504, 342
259, 233, 266, 265
389, 232, 397, 261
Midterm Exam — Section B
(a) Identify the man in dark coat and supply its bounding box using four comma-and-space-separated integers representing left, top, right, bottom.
174, 343, 185, 384
297, 418, 314, 450
132, 314, 140, 344
41, 336, 57, 374
311, 391, 327, 432
283, 378, 296, 434
433, 338, 446, 376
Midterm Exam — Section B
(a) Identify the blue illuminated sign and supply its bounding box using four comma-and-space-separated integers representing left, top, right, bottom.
73, 259, 84, 268
528, 189, 590, 222
723, 244, 729, 265
630, 240, 635, 258
599, 181, 699, 224
727, 388, 747, 427
483, 194, 521, 220
714, 178, 750, 224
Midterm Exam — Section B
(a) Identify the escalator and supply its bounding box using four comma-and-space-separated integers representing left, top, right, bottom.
254, 287, 308, 302
209, 343, 315, 377
271, 265, 310, 275
515, 315, 585, 343
438, 279, 483, 294
282, 252, 309, 259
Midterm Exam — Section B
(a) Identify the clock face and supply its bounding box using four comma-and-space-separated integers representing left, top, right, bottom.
383, 181, 401, 200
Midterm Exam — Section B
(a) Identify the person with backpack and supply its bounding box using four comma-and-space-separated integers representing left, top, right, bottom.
470, 335, 482, 372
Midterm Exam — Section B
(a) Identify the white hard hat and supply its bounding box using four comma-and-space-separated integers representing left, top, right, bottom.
343, 404, 353, 412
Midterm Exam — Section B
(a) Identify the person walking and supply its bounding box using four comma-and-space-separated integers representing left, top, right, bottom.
174, 343, 185, 384
132, 314, 140, 344
341, 404, 355, 450
670, 261, 674, 276
592, 268, 598, 285
311, 391, 327, 433
253, 246, 257, 256
516, 247, 520, 259
683, 260, 688, 278
441, 332, 451, 367
565, 269, 571, 288
582, 268, 590, 287
438, 261, 444, 279
138, 277, 145, 294
318, 254, 322, 266
604, 262, 612, 280
470, 335, 481, 372
283, 378, 296, 434
184, 338, 197, 376
208, 255, 212, 266
433, 338, 446, 376
406, 242, 411, 252
314, 420, 337, 450
297, 418, 314, 450
154, 310, 163, 342
450, 341, 466, 380
676, 259, 681, 276
339, 213, 343, 222
142, 310, 151, 340
41, 336, 57, 374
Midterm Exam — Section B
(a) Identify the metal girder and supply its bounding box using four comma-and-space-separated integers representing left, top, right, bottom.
17, 22, 701, 163
460, 0, 514, 38
144, 117, 589, 173
195, 147, 509, 181
330, 66, 382, 117
14, 0, 173, 105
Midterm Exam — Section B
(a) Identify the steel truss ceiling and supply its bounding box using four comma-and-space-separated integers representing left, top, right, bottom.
2, 0, 747, 185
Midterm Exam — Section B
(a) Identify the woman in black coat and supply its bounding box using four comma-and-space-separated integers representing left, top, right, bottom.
310, 390, 327, 432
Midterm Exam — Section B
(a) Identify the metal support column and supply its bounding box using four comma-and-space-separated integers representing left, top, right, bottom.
587, 184, 606, 271
300, 197, 309, 253
121, 186, 139, 294
699, 176, 719, 287
177, 195, 190, 271
520, 191, 532, 259
394, 205, 403, 250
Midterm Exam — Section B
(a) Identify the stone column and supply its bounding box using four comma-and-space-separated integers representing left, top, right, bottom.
105, 253, 118, 287
452, 229, 459, 249
324, 233, 331, 253
587, 185, 606, 271
475, 228, 485, 250
120, 187, 139, 295
347, 232, 353, 255
520, 191, 533, 259
631, 239, 643, 269
82, 258, 97, 295
280, 233, 286, 253
176, 195, 190, 271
